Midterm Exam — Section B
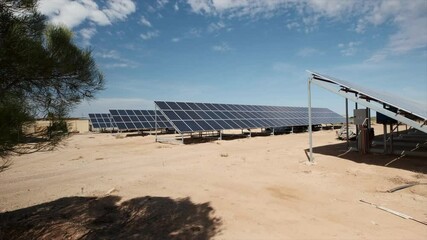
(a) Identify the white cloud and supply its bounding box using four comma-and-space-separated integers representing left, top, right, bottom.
103, 0, 136, 21
174, 2, 180, 11
207, 21, 226, 33
171, 37, 181, 42
185, 0, 427, 61
286, 21, 300, 30
338, 41, 361, 56
139, 16, 152, 27
95, 49, 139, 68
297, 47, 323, 57
156, 0, 169, 8
140, 30, 160, 40
80, 27, 97, 46
38, 0, 135, 28
212, 42, 232, 52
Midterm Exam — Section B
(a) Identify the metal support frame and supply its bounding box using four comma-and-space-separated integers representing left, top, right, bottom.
355, 98, 359, 140
345, 98, 349, 148
308, 77, 313, 162
311, 80, 427, 133
155, 104, 158, 142
389, 124, 394, 153
383, 124, 387, 153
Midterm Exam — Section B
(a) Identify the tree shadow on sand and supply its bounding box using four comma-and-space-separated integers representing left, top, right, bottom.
0, 195, 222, 240
308, 141, 427, 174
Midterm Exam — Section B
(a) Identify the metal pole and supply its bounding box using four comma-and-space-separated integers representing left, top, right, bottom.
308, 77, 313, 162
345, 98, 349, 149
366, 107, 371, 129
355, 97, 358, 140
155, 104, 158, 142
383, 124, 387, 154
390, 124, 393, 153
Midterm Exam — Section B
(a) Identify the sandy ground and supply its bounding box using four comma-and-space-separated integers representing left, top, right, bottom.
0, 128, 426, 239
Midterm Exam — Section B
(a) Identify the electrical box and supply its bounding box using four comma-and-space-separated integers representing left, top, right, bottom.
354, 109, 368, 125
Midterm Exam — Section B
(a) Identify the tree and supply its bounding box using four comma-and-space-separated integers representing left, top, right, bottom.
0, 0, 104, 161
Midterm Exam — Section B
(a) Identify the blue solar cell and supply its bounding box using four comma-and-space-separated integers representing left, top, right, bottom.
186, 111, 202, 119
213, 104, 226, 111
238, 112, 251, 119
186, 102, 202, 110
204, 103, 217, 110
195, 103, 210, 110
184, 120, 203, 131
122, 116, 131, 122
196, 111, 211, 119
163, 110, 180, 120
134, 122, 143, 129
206, 111, 220, 119
221, 104, 233, 110
166, 102, 181, 110
225, 120, 240, 129
216, 120, 233, 129
215, 111, 229, 119
195, 120, 215, 131
232, 119, 246, 128
204, 120, 221, 130
118, 110, 126, 115
155, 101, 170, 110
177, 102, 192, 110
175, 111, 191, 120
172, 121, 193, 133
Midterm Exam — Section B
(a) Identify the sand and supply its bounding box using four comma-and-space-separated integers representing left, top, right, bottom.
0, 128, 426, 239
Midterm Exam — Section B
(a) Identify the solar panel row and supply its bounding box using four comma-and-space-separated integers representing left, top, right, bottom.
109, 110, 173, 131
88, 113, 117, 129
155, 101, 344, 133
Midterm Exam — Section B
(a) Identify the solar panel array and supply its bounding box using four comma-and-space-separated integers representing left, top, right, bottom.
155, 101, 345, 133
88, 113, 117, 129
109, 110, 173, 131
309, 71, 427, 120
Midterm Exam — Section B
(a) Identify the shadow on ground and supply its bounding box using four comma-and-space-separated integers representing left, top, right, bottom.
0, 195, 222, 240
309, 141, 427, 174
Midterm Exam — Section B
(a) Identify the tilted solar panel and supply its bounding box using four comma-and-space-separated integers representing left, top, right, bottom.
109, 109, 173, 131
308, 71, 427, 121
88, 113, 117, 129
155, 101, 345, 133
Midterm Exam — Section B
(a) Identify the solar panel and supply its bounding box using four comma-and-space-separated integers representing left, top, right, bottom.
109, 109, 173, 131
309, 71, 427, 121
88, 113, 117, 129
155, 101, 345, 133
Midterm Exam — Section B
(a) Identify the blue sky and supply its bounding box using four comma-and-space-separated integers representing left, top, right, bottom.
38, 0, 427, 117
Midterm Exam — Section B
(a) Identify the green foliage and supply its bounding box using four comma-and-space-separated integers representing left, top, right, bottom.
0, 0, 104, 159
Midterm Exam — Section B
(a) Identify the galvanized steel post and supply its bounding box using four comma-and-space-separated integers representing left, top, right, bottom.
308, 76, 313, 162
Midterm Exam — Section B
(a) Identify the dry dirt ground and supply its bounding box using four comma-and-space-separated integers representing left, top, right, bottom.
0, 128, 426, 239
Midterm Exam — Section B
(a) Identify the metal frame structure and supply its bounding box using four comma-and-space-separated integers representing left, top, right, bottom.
307, 71, 427, 162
